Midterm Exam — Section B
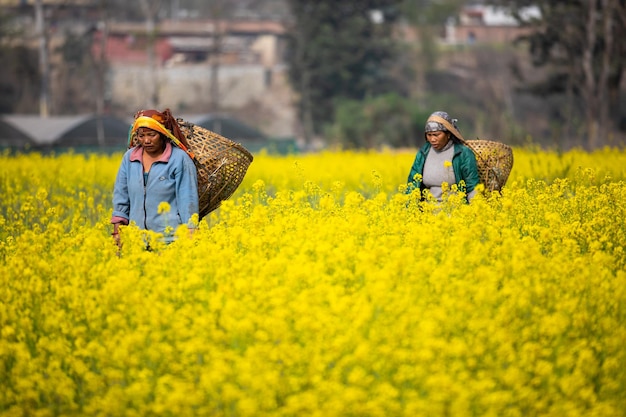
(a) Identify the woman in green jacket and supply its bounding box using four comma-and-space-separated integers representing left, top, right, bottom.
406, 111, 480, 202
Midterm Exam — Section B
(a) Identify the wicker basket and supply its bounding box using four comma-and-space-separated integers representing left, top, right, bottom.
177, 119, 253, 218
464, 139, 513, 191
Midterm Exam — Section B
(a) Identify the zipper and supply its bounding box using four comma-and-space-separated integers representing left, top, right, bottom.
143, 170, 148, 229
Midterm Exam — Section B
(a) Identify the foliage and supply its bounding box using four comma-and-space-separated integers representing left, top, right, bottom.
285, 0, 405, 138
0, 46, 39, 114
489, 0, 626, 148
0, 9, 38, 114
53, 28, 102, 115
1, 148, 626, 415
327, 93, 428, 149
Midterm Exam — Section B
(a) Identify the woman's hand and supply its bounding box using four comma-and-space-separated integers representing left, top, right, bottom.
112, 224, 122, 249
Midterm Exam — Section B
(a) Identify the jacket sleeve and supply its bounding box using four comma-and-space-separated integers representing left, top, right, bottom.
460, 146, 480, 194
111, 152, 131, 223
175, 153, 199, 227
405, 147, 426, 194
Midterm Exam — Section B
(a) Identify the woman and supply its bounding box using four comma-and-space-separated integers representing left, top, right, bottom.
111, 108, 199, 245
406, 111, 480, 202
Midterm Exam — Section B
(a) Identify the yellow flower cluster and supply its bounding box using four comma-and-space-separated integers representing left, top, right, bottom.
1, 147, 625, 416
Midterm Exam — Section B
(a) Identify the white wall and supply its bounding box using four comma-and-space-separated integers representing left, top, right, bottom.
108, 63, 297, 138
109, 64, 269, 111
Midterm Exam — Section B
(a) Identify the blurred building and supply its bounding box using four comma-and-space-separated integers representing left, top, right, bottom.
91, 18, 295, 138
445, 4, 541, 45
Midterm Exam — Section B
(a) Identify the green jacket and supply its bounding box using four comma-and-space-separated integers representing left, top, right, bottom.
406, 141, 480, 196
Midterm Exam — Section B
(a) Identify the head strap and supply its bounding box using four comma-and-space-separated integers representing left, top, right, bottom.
426, 114, 466, 144
128, 108, 195, 159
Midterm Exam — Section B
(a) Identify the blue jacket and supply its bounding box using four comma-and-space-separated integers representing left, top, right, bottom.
112, 142, 199, 240
406, 141, 480, 196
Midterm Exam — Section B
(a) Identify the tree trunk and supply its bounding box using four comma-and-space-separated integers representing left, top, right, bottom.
35, 0, 50, 117
300, 69, 313, 149
610, 0, 626, 139
582, 0, 599, 150
209, 24, 221, 115
296, 23, 313, 148
139, 0, 159, 109
171, 0, 180, 20
598, 0, 614, 146
95, 2, 109, 147
209, 4, 223, 115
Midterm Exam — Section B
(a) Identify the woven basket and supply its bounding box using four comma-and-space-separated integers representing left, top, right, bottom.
464, 139, 513, 191
178, 119, 253, 218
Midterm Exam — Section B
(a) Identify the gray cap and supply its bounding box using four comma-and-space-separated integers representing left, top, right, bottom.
424, 111, 459, 133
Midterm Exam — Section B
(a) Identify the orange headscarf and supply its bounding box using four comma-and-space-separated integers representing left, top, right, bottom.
129, 108, 194, 159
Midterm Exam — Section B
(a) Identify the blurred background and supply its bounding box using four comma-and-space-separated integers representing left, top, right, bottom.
0, 0, 624, 153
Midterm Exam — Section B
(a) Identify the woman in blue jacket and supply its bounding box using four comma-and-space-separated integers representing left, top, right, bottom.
111, 109, 199, 245
406, 111, 480, 202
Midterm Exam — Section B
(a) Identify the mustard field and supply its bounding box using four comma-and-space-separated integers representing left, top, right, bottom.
1, 147, 626, 416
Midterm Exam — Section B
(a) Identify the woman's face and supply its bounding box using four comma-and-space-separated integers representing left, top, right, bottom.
137, 127, 165, 154
426, 130, 451, 151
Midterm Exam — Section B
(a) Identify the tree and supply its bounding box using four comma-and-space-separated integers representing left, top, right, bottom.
285, 0, 404, 146
328, 93, 426, 149
206, 0, 238, 114
138, 0, 164, 109
34, 0, 50, 117
492, 0, 626, 149
0, 8, 39, 113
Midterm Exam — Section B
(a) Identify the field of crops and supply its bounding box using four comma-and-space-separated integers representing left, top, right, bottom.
1, 147, 626, 416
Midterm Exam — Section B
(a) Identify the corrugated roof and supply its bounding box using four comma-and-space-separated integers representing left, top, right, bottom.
0, 0, 93, 5
1, 113, 266, 150
0, 118, 35, 147
0, 114, 130, 149
1, 114, 93, 145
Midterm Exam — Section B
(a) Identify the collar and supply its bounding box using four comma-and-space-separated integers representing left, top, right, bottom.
130, 141, 173, 163
421, 141, 463, 156
436, 140, 454, 153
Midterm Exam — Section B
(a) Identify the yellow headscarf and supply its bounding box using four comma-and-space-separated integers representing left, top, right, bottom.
128, 109, 195, 159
